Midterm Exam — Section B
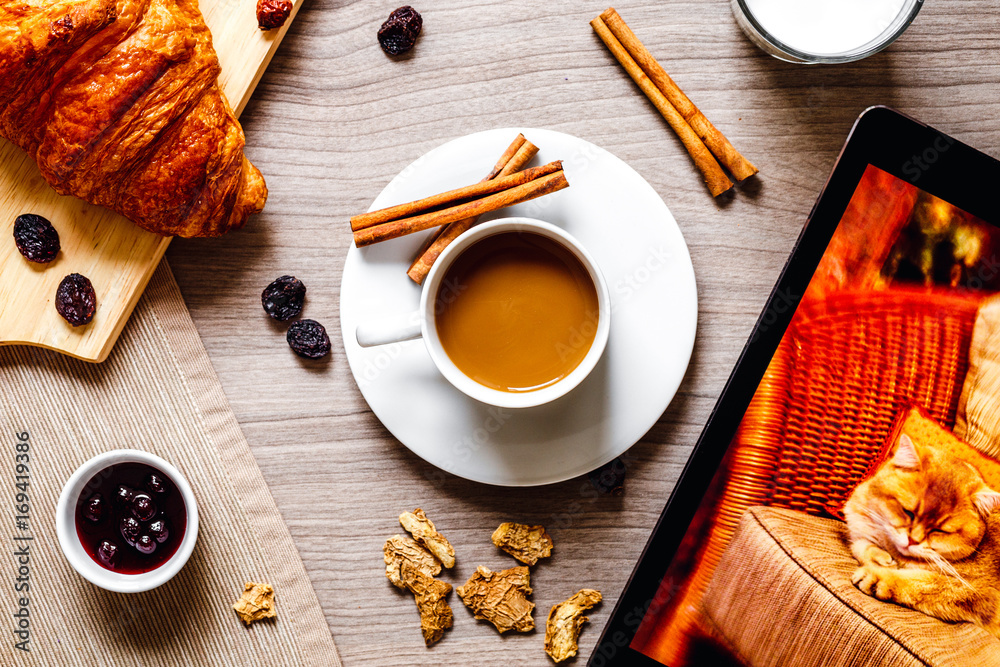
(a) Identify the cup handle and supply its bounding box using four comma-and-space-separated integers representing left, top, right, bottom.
356, 310, 423, 348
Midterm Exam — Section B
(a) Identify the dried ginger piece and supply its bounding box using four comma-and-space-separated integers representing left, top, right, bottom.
385, 534, 441, 588
383, 535, 453, 646
403, 561, 454, 646
400, 508, 456, 568
491, 522, 554, 565
233, 582, 277, 626
545, 589, 602, 663
456, 565, 534, 634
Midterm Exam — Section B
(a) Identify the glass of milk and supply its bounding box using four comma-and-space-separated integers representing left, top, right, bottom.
732, 0, 923, 63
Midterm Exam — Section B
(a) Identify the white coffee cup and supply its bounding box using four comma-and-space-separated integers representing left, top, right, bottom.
356, 218, 611, 409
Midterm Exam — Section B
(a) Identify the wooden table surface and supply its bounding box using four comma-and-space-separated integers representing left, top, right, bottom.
165, 1, 1000, 664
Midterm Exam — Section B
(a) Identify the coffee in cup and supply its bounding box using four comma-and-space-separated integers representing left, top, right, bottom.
435, 231, 599, 393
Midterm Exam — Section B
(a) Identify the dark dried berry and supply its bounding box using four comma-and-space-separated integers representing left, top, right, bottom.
55, 273, 96, 326
148, 519, 170, 544
257, 0, 291, 30
83, 495, 105, 523
13, 213, 60, 263
588, 457, 627, 496
378, 6, 422, 56
120, 516, 141, 545
146, 473, 168, 495
286, 319, 331, 359
97, 540, 120, 569
261, 275, 306, 321
135, 534, 157, 555
131, 493, 157, 522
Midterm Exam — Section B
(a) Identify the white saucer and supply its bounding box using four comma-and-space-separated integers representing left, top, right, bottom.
339, 128, 697, 486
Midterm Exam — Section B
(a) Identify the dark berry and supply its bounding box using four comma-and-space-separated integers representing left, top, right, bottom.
378, 6, 422, 56
257, 0, 291, 30
120, 516, 141, 545
286, 319, 331, 359
82, 495, 105, 523
588, 457, 627, 496
13, 213, 60, 263
55, 273, 96, 326
131, 493, 157, 522
114, 485, 135, 507
135, 535, 156, 555
148, 519, 170, 544
261, 275, 306, 321
146, 473, 168, 495
97, 540, 119, 569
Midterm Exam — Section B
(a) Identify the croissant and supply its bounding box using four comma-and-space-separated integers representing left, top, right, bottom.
0, 0, 267, 237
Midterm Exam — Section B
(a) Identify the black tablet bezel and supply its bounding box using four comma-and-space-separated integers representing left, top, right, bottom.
590, 106, 1000, 667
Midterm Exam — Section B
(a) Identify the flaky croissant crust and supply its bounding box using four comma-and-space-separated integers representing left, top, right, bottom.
0, 0, 267, 237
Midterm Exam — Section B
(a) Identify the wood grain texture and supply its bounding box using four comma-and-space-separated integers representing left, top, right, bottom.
0, 0, 302, 362
164, 1, 1000, 664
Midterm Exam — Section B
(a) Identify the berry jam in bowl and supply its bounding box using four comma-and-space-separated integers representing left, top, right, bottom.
56, 450, 198, 593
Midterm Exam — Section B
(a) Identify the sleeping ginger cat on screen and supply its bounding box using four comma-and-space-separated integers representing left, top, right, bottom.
844, 432, 1000, 637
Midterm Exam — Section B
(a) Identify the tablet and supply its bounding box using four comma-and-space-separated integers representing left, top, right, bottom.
592, 107, 1000, 667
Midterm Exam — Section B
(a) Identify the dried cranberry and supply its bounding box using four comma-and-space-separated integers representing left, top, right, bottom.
55, 273, 96, 326
148, 519, 170, 544
261, 275, 306, 321
131, 493, 157, 522
97, 541, 120, 569
146, 473, 168, 495
257, 0, 291, 30
13, 213, 60, 263
120, 516, 141, 545
286, 319, 331, 359
83, 495, 105, 523
378, 6, 422, 56
114, 485, 135, 507
135, 535, 157, 555
588, 457, 627, 496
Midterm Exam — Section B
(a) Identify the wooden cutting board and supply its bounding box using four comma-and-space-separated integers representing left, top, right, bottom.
0, 0, 301, 362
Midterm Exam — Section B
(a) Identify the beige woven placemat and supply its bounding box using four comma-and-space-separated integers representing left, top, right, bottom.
0, 262, 341, 666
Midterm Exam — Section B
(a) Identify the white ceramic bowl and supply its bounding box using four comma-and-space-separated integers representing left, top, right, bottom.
56, 450, 198, 593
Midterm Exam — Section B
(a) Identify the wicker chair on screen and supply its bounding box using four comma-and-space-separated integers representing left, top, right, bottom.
645, 287, 992, 667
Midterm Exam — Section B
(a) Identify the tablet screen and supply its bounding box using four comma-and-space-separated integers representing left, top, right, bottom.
631, 164, 1000, 665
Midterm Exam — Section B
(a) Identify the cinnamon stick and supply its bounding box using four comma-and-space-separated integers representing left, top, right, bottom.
484, 134, 531, 180
591, 15, 733, 196
600, 8, 757, 181
407, 135, 540, 284
351, 161, 562, 232
354, 167, 568, 248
